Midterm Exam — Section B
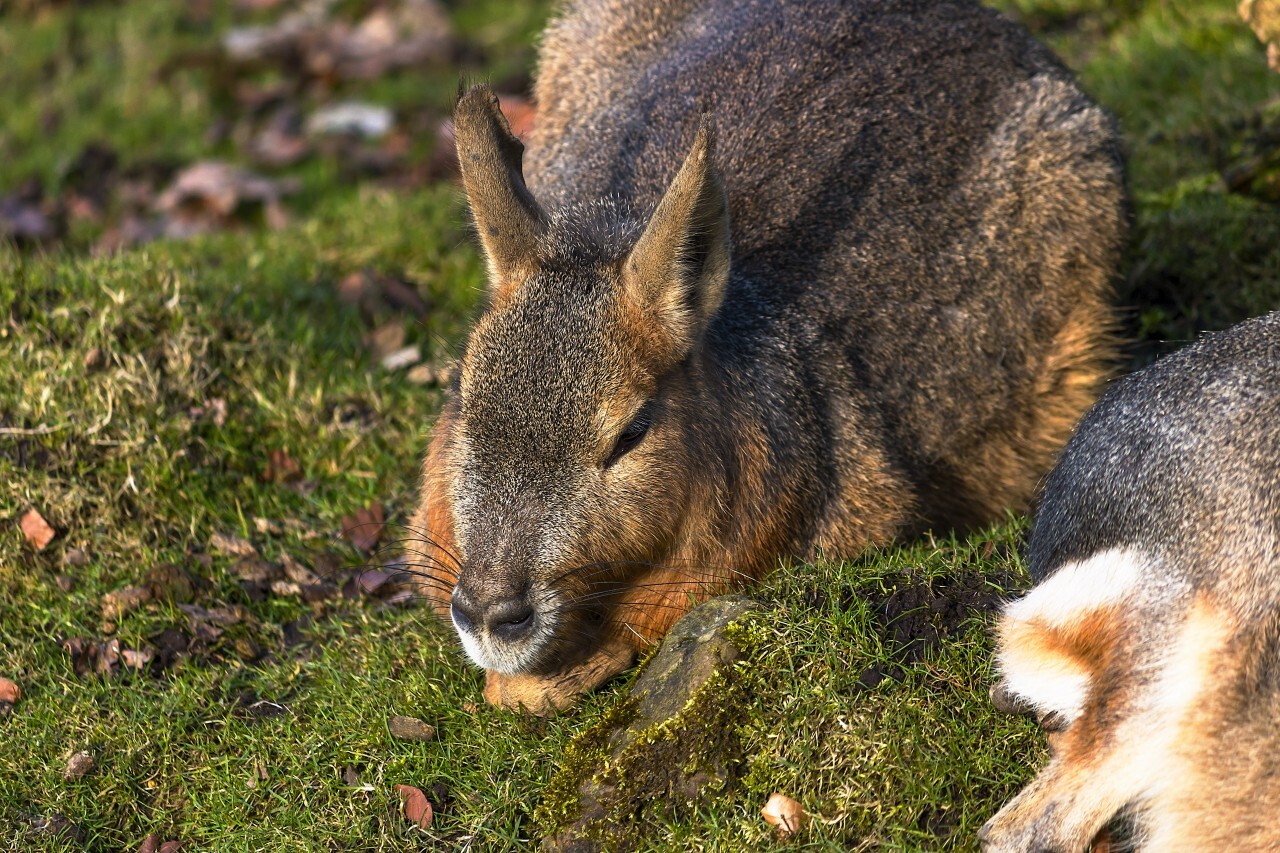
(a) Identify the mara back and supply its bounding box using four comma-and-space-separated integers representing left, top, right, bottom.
412, 0, 1127, 710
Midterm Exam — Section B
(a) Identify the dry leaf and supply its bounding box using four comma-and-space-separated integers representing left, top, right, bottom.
263, 449, 303, 484
211, 532, 257, 557
406, 360, 454, 387
231, 557, 283, 584
281, 553, 322, 585
341, 503, 385, 553
0, 186, 60, 246
63, 751, 94, 781
365, 321, 406, 360
0, 677, 19, 705
121, 648, 155, 670
20, 508, 56, 551
762, 792, 808, 838
395, 784, 434, 828
155, 161, 296, 237
102, 586, 154, 621
381, 345, 421, 371
137, 833, 161, 853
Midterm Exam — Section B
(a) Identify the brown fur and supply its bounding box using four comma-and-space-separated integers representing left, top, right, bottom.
412, 0, 1127, 712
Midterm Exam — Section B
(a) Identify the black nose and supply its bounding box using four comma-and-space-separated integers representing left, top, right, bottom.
450, 595, 478, 633
486, 599, 536, 643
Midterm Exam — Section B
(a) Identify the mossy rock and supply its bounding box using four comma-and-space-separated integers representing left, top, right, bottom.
538, 595, 762, 851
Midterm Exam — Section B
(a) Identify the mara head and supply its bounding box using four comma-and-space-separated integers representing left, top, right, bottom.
428, 85, 732, 675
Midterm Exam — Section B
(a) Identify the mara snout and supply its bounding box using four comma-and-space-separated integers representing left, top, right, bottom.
411, 0, 1128, 713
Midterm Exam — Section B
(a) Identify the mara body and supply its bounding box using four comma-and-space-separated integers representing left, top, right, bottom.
985, 312, 1280, 852
412, 0, 1128, 712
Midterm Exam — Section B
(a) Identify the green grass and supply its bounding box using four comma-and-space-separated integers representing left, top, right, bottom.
2, 0, 1279, 849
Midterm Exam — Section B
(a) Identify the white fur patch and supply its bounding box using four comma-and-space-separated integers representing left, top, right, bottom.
1004, 548, 1147, 628
996, 548, 1151, 724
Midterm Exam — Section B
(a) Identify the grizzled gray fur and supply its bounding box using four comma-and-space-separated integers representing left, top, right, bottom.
412, 0, 1128, 713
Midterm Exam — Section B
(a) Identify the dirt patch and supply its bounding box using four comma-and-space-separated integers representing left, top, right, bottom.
867, 569, 1017, 684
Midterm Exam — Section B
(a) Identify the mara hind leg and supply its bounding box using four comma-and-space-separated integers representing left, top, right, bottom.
983, 552, 1231, 852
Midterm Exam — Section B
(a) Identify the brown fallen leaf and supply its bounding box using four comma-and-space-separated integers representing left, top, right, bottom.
405, 360, 454, 387
231, 556, 283, 584
20, 508, 56, 551
121, 648, 155, 670
762, 792, 808, 838
281, 553, 323, 585
0, 677, 20, 705
28, 813, 84, 842
365, 321, 406, 360
102, 586, 154, 621
63, 751, 94, 781
155, 161, 296, 237
145, 563, 199, 603
395, 783, 434, 829
356, 567, 392, 595
247, 106, 312, 169
137, 833, 161, 853
0, 183, 61, 246
63, 637, 138, 678
211, 532, 257, 558
159, 842, 183, 853
223, 0, 455, 81
263, 449, 303, 484
341, 503, 385, 553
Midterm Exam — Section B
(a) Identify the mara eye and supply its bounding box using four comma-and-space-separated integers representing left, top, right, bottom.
607, 404, 654, 466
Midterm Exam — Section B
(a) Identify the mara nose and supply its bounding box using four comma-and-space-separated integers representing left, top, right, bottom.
484, 598, 536, 643
450, 589, 536, 643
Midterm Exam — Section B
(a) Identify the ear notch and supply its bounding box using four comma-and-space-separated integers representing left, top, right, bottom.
623, 115, 732, 360
454, 84, 545, 301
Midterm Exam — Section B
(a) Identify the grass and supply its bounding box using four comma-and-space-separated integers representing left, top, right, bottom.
2, 0, 1279, 850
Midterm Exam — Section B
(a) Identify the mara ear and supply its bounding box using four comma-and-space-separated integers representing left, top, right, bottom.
622, 115, 731, 358
454, 84, 545, 300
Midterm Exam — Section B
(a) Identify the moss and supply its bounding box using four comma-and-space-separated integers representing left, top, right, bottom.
538, 617, 765, 850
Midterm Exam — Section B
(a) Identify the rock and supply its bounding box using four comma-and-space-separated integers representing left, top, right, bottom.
542, 595, 761, 851
63, 751, 95, 781
388, 714, 437, 742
